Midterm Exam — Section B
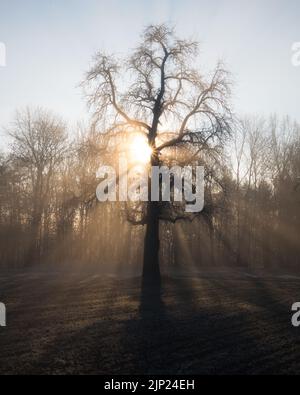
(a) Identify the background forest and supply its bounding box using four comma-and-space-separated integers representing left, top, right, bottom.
0, 109, 299, 275
1, 9, 300, 375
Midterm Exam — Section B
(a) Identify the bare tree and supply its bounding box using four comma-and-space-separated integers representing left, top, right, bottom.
84, 24, 232, 286
7, 108, 67, 264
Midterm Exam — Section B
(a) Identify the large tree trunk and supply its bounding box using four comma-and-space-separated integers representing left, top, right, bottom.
142, 151, 161, 288
142, 200, 161, 287
141, 199, 163, 314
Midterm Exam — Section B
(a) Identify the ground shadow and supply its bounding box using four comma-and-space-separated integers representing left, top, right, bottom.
2, 272, 300, 374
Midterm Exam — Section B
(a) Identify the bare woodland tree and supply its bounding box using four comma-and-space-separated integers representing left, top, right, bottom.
84, 24, 232, 286
1, 25, 299, 280
7, 108, 67, 264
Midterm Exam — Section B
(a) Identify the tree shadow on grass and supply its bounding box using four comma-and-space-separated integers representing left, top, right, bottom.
118, 275, 263, 375
17, 275, 300, 375
140, 278, 165, 319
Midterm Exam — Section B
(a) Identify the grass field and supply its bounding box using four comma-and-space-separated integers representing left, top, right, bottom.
0, 268, 300, 375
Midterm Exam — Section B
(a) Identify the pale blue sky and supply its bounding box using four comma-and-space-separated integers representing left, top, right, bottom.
0, 0, 299, 145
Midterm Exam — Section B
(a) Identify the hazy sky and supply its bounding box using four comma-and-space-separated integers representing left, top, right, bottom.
0, 0, 299, 145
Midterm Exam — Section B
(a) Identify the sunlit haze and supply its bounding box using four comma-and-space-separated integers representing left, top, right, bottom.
1, 1, 300, 377
129, 135, 153, 165
0, 0, 300, 148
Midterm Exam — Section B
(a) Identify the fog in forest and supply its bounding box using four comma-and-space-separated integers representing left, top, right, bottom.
0, 27, 299, 278
1, 15, 300, 376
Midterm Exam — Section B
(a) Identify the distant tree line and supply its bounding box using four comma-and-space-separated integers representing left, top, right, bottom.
0, 108, 299, 274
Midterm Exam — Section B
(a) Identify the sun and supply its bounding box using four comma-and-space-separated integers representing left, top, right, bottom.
129, 135, 152, 164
